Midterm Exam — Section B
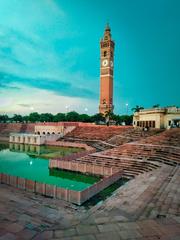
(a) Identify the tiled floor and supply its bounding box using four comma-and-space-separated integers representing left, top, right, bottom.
0, 164, 179, 240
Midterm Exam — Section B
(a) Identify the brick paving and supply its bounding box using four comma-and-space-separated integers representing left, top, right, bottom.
0, 164, 179, 240
0, 128, 179, 239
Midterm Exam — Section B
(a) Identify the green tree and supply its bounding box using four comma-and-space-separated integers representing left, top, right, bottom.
28, 112, 40, 122
104, 110, 115, 125
152, 104, 160, 108
0, 115, 9, 123
40, 113, 54, 122
91, 113, 105, 123
53, 113, 66, 122
131, 105, 144, 112
66, 111, 80, 122
11, 114, 23, 123
22, 115, 29, 123
114, 115, 133, 125
79, 114, 91, 122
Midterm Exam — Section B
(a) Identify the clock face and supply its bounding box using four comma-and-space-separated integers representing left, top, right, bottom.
110, 60, 113, 67
102, 59, 108, 67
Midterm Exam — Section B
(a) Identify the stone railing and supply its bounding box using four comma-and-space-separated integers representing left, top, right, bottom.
49, 159, 119, 176
0, 167, 122, 205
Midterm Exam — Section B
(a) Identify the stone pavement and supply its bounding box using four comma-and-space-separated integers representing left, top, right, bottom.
0, 164, 179, 240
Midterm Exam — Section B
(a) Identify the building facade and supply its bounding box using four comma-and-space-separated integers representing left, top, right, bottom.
133, 107, 180, 129
99, 24, 115, 115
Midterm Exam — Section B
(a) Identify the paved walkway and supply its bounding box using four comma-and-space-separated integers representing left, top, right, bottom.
0, 165, 179, 240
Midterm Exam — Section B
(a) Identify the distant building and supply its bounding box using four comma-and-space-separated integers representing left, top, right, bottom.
133, 106, 180, 129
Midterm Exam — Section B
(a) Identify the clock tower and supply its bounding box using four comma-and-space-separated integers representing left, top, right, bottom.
99, 24, 115, 115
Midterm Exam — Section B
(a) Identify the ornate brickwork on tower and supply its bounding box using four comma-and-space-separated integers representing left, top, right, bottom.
99, 24, 115, 115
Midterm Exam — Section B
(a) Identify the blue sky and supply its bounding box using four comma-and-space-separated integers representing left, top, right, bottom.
0, 0, 179, 115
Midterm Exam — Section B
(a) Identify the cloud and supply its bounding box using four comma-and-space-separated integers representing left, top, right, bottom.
17, 104, 32, 108
0, 0, 99, 115
0, 71, 97, 99
0, 86, 98, 115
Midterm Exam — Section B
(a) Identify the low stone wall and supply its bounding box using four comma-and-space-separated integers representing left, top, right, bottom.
49, 159, 118, 176
46, 140, 94, 151
79, 171, 122, 204
46, 141, 96, 161
0, 170, 122, 205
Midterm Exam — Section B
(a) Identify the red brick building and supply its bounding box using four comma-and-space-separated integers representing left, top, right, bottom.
99, 24, 115, 115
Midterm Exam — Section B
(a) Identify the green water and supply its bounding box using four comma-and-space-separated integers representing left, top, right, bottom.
9, 142, 83, 159
0, 142, 99, 191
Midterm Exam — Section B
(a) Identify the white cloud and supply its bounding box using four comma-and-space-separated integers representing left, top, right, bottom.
0, 0, 99, 115
0, 85, 98, 115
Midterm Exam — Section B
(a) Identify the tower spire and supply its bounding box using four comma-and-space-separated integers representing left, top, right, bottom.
105, 22, 111, 32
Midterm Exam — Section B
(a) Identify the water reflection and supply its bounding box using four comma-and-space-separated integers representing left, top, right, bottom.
0, 142, 9, 151
7, 142, 81, 159
9, 143, 41, 155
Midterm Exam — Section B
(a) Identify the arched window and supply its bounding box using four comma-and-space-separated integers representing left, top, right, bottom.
47, 132, 50, 135
52, 132, 55, 134
43, 132, 45, 135
37, 131, 40, 135
103, 51, 107, 57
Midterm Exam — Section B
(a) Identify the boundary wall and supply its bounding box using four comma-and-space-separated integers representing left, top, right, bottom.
0, 170, 122, 205
49, 159, 118, 176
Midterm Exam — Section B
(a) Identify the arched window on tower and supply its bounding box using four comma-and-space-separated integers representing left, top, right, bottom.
111, 51, 113, 58
103, 51, 107, 57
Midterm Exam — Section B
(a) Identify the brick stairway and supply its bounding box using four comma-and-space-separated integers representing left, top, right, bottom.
70, 154, 160, 178
65, 125, 132, 141
107, 128, 164, 145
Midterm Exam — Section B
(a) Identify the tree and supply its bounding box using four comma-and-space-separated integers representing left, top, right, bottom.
91, 113, 105, 123
0, 115, 9, 123
131, 105, 144, 112
22, 115, 29, 123
53, 113, 66, 122
28, 112, 40, 123
40, 113, 54, 122
11, 114, 23, 123
66, 111, 80, 122
104, 110, 115, 125
79, 114, 91, 122
115, 115, 133, 125
152, 104, 160, 108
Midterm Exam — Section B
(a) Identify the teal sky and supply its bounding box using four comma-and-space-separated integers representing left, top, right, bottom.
0, 0, 179, 115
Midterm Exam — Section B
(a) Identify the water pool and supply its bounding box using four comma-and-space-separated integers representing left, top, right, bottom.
0, 142, 99, 191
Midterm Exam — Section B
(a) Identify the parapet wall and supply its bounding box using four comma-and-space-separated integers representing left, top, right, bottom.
46, 140, 95, 151
0, 170, 122, 205
49, 159, 118, 176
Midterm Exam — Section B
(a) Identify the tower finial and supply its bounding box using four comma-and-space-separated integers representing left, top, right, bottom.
105, 22, 110, 31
